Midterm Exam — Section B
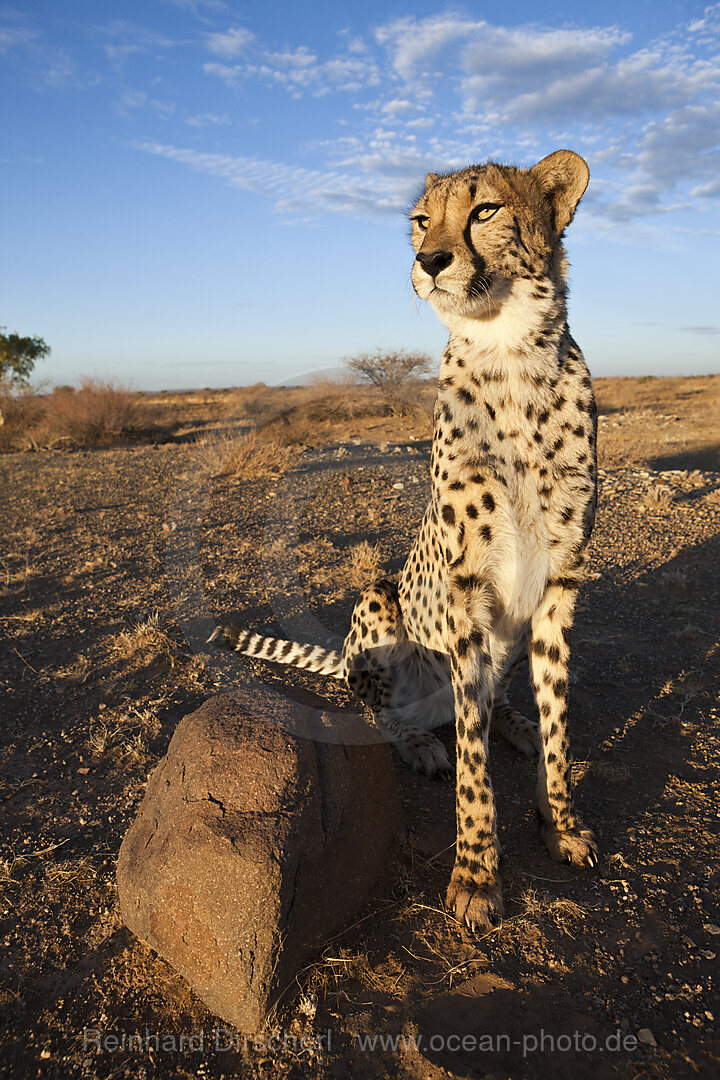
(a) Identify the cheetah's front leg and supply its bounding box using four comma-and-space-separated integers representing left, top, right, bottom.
530, 583, 598, 867
444, 573, 503, 931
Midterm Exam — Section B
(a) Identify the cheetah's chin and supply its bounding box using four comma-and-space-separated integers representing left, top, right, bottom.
429, 288, 503, 321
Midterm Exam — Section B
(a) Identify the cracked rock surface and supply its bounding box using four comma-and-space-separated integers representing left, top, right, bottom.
116, 692, 401, 1032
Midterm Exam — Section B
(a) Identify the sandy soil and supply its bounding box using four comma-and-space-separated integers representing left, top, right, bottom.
0, 375, 719, 1079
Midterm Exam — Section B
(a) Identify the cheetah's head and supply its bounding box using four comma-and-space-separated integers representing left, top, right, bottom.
409, 150, 589, 324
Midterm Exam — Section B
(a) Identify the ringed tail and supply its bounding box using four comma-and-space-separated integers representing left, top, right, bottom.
207, 624, 345, 679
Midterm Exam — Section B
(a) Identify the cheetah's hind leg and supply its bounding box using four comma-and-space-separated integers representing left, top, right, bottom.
490, 635, 540, 756
343, 580, 452, 778
374, 700, 452, 778
491, 693, 541, 756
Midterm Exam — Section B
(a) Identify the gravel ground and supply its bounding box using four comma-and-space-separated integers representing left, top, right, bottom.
0, 375, 718, 1080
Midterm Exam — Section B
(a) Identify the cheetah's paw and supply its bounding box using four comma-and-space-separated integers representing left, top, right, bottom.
541, 821, 598, 868
491, 705, 540, 756
395, 735, 452, 779
445, 868, 504, 933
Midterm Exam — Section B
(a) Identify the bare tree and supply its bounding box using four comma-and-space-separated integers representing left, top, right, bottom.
345, 348, 433, 413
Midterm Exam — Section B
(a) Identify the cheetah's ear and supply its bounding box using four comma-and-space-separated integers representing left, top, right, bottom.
530, 150, 589, 234
425, 172, 441, 192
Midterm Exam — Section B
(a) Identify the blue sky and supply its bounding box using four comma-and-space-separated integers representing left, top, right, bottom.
1, 0, 719, 390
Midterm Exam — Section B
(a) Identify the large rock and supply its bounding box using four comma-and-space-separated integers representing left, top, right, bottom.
117, 692, 402, 1032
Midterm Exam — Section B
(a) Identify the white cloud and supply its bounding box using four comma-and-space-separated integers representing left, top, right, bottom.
116, 89, 147, 113
693, 177, 720, 198
375, 15, 477, 85
132, 140, 422, 219
0, 24, 37, 53
206, 26, 253, 58
95, 20, 178, 65
375, 13, 719, 131
115, 90, 176, 120
369, 12, 720, 225
120, 10, 720, 232
381, 98, 414, 115
0, 17, 85, 88
133, 141, 339, 197
166, 0, 227, 12
205, 58, 244, 82
601, 100, 720, 220
152, 99, 176, 119
186, 111, 231, 127
203, 30, 379, 96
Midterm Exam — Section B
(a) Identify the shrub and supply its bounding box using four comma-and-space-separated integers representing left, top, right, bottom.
0, 389, 46, 450
47, 379, 140, 443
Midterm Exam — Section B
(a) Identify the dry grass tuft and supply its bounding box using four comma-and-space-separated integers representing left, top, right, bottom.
608, 852, 633, 871
298, 539, 384, 594
112, 613, 178, 667
0, 608, 45, 628
640, 484, 674, 509
659, 567, 688, 596
43, 857, 96, 891
88, 711, 155, 765
87, 721, 112, 756
54, 654, 92, 684
196, 428, 297, 478
244, 379, 413, 448
0, 857, 17, 889
572, 758, 631, 784
304, 946, 405, 1003
515, 888, 586, 936
346, 541, 384, 589
0, 554, 30, 597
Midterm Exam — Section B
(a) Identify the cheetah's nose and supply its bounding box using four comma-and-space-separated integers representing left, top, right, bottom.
416, 250, 453, 277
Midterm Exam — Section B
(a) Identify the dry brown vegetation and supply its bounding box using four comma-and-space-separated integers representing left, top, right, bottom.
195, 428, 298, 479
0, 378, 141, 450
0, 371, 436, 454
345, 349, 434, 415
0, 373, 719, 1080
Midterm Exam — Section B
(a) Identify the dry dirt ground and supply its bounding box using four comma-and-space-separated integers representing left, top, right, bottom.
1, 375, 719, 1080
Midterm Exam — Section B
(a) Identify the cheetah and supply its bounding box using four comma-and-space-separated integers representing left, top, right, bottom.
210, 150, 599, 931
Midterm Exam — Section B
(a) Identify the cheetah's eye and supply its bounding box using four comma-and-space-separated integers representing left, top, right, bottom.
412, 214, 430, 230
473, 203, 502, 222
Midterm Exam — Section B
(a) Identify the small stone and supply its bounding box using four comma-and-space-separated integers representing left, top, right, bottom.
392, 482, 404, 490
704, 923, 720, 935
637, 1028, 657, 1047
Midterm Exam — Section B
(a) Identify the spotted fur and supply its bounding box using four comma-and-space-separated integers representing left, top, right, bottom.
211, 149, 599, 931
